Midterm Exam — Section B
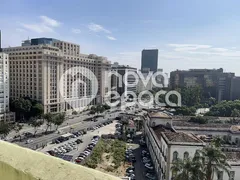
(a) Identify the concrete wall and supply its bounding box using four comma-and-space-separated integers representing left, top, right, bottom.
0, 141, 121, 180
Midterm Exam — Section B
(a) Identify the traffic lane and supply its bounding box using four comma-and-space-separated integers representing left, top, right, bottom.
17, 118, 117, 149
7, 111, 119, 140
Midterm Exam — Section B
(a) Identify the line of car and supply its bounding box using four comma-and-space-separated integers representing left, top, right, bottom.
75, 135, 100, 164
125, 147, 136, 180
87, 120, 113, 131
52, 138, 83, 154
52, 131, 86, 144
141, 149, 157, 180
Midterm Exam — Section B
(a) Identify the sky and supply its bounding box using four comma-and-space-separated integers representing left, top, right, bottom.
1, 0, 240, 75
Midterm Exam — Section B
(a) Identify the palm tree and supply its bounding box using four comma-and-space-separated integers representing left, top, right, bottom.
199, 145, 231, 180
171, 154, 205, 180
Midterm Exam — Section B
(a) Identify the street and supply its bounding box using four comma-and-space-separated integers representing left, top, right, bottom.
10, 110, 120, 150
127, 134, 146, 180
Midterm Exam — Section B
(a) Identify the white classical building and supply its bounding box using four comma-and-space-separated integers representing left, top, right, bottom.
0, 53, 15, 122
3, 38, 110, 114
143, 111, 240, 180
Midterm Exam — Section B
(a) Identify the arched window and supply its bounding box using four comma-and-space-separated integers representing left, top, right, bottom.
184, 152, 189, 159
173, 151, 178, 161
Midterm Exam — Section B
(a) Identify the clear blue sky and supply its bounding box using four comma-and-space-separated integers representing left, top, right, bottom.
1, 0, 240, 75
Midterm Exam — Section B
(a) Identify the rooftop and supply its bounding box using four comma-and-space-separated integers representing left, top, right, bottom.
149, 111, 170, 118
225, 152, 240, 162
172, 120, 232, 129
152, 125, 173, 139
163, 132, 203, 143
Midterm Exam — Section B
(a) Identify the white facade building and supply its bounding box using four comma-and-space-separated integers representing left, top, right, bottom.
144, 111, 240, 180
3, 38, 110, 114
0, 53, 15, 122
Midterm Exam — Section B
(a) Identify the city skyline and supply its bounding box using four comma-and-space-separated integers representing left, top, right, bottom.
1, 0, 240, 75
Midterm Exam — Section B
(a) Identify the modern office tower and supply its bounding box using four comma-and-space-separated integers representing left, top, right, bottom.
110, 62, 138, 98
3, 38, 110, 114
0, 53, 15, 122
141, 49, 158, 73
170, 68, 235, 102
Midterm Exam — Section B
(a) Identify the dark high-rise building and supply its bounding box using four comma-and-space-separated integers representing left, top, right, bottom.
230, 77, 240, 100
170, 68, 235, 102
141, 49, 158, 73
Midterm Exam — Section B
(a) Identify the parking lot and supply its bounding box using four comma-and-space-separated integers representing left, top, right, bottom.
39, 120, 118, 163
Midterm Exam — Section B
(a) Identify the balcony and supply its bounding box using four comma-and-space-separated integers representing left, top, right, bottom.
0, 141, 121, 180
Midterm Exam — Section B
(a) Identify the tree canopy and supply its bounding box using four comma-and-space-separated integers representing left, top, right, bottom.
205, 100, 240, 117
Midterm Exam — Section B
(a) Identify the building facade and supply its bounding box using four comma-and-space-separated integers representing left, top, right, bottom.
170, 68, 235, 102
3, 38, 110, 114
144, 111, 240, 180
0, 53, 15, 122
141, 49, 158, 73
110, 63, 137, 99
144, 112, 205, 180
230, 77, 240, 100
137, 71, 153, 93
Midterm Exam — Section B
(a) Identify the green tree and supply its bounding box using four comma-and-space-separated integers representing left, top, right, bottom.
13, 123, 23, 141
53, 113, 66, 130
13, 98, 32, 121
181, 86, 202, 107
176, 106, 196, 116
208, 97, 217, 106
43, 113, 54, 133
231, 108, 240, 117
206, 100, 240, 117
0, 122, 13, 139
189, 116, 209, 124
29, 117, 44, 136
31, 103, 44, 118
172, 141, 230, 180
171, 154, 205, 180
199, 146, 231, 180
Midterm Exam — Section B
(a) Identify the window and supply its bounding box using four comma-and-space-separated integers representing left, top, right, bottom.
173, 151, 178, 161
217, 171, 223, 180
229, 171, 235, 180
184, 152, 189, 159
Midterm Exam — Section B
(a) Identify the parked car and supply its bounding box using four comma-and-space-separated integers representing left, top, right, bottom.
126, 166, 135, 173
143, 159, 151, 163
131, 156, 136, 163
145, 173, 156, 180
127, 139, 133, 143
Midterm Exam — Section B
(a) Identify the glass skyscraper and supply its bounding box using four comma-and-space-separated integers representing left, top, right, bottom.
141, 49, 158, 73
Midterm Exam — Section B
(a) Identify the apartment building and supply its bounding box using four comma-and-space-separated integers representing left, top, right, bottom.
3, 38, 110, 114
0, 53, 15, 122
